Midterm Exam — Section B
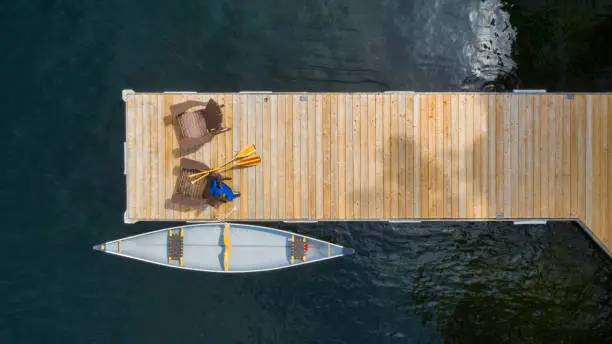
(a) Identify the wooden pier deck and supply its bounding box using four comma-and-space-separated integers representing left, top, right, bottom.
123, 91, 611, 251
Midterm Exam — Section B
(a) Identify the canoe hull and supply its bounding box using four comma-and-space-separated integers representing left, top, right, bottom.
94, 223, 353, 273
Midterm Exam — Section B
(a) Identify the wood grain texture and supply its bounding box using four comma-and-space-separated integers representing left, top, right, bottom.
124, 92, 612, 252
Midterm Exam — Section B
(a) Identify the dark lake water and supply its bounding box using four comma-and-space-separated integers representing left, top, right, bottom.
1, 0, 612, 343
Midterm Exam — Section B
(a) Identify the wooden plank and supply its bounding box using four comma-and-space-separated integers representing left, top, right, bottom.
458, 95, 466, 218
503, 94, 512, 217
285, 95, 294, 218
309, 94, 317, 219
268, 95, 278, 218
237, 94, 247, 219
443, 94, 451, 218
323, 94, 332, 218
588, 95, 597, 227
383, 95, 391, 218
331, 94, 339, 219
406, 95, 415, 218
517, 95, 525, 218
149, 96, 159, 219
368, 94, 376, 219
352, 94, 361, 218
276, 95, 285, 219
451, 95, 459, 218
225, 94, 236, 218
337, 95, 346, 219
263, 95, 271, 219
360, 94, 368, 218
602, 95, 612, 245
198, 94, 212, 220
605, 95, 611, 246
435, 94, 444, 217
487, 95, 495, 218
552, 95, 567, 218
533, 96, 541, 217
594, 95, 602, 231
375, 94, 384, 218
236, 95, 247, 219
136, 94, 145, 219
548, 96, 557, 218
577, 95, 587, 219
465, 95, 474, 218
300, 94, 308, 218
428, 95, 437, 217
569, 95, 579, 217
248, 95, 257, 219
473, 94, 482, 218
346, 95, 355, 219
126, 94, 137, 219
597, 95, 608, 240
510, 94, 519, 218
495, 95, 504, 216
525, 95, 534, 217
293, 94, 302, 218
209, 95, 221, 219
390, 94, 399, 218
480, 95, 489, 218
165, 94, 176, 220
156, 95, 165, 219
562, 96, 571, 217
397, 94, 406, 218
141, 95, 151, 219
540, 95, 549, 217
421, 94, 430, 218
413, 95, 421, 217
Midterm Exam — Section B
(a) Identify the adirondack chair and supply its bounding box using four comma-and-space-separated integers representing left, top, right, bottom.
171, 158, 233, 209
170, 99, 230, 153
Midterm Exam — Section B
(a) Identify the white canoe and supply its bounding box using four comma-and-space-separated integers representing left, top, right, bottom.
93, 223, 354, 273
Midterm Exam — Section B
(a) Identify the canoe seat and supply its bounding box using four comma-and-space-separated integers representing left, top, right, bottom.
290, 237, 308, 263
167, 229, 184, 265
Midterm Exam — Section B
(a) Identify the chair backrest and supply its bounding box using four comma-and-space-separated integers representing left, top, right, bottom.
198, 99, 224, 131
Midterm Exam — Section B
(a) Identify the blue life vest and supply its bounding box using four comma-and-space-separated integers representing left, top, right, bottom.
210, 180, 240, 201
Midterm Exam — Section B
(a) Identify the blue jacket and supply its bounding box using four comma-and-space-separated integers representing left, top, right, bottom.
209, 180, 240, 201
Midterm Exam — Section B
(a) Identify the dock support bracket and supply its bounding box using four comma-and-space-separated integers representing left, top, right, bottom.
122, 89, 135, 102
513, 220, 548, 225
123, 211, 138, 224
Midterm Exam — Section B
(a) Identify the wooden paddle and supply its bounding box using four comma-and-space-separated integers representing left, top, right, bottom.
189, 144, 256, 178
190, 155, 262, 184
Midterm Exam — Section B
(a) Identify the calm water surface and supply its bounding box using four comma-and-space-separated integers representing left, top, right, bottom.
1, 0, 612, 343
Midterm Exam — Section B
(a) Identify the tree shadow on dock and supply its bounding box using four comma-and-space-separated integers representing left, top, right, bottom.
344, 94, 491, 220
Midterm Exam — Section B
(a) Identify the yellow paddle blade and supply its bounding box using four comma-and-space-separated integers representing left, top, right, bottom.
235, 155, 261, 167
235, 144, 256, 159
189, 144, 256, 179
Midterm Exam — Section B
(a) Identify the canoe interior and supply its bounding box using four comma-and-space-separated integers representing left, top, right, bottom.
101, 223, 346, 273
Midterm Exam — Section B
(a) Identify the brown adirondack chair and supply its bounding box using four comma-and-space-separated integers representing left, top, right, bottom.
171, 158, 232, 209
170, 99, 230, 153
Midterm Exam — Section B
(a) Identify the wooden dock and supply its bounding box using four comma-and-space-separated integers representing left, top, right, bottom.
123, 90, 611, 251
